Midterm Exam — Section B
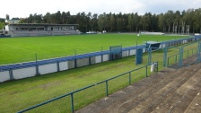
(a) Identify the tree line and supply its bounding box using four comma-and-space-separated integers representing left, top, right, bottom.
18, 8, 201, 33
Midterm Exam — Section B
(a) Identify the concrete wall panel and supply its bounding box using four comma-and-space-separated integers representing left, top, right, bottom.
0, 71, 10, 83
77, 58, 89, 67
13, 67, 36, 79
59, 61, 68, 71
130, 49, 136, 55
68, 60, 75, 69
122, 51, 128, 57
39, 63, 57, 75
103, 54, 109, 62
90, 56, 96, 64
95, 56, 101, 63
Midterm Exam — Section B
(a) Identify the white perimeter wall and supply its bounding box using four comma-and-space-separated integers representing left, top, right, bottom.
13, 67, 36, 79
59, 61, 68, 71
130, 49, 136, 55
77, 58, 89, 67
95, 56, 102, 63
0, 71, 10, 82
103, 54, 109, 62
0, 48, 147, 83
39, 63, 57, 75
122, 51, 128, 57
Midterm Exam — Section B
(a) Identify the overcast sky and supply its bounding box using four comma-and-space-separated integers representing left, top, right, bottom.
1, 0, 201, 18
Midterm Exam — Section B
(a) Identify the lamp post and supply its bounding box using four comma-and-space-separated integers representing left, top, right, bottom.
136, 33, 140, 46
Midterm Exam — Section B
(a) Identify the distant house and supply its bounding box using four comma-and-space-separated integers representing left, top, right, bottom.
5, 23, 81, 37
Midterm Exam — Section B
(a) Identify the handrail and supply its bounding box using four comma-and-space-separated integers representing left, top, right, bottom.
17, 62, 153, 113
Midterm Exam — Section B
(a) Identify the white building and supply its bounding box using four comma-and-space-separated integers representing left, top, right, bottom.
5, 23, 81, 37
5, 19, 20, 24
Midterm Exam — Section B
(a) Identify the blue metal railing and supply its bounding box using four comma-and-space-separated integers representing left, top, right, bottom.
167, 43, 198, 67
17, 62, 158, 113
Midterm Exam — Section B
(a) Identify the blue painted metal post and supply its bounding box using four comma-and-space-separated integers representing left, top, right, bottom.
74, 50, 77, 68
163, 47, 168, 67
70, 93, 74, 113
156, 61, 159, 71
9, 69, 13, 80
106, 81, 109, 96
146, 65, 148, 77
35, 54, 39, 75
101, 46, 103, 62
179, 47, 183, 68
197, 43, 201, 62
57, 62, 60, 72
129, 72, 131, 85
167, 57, 169, 66
148, 48, 152, 65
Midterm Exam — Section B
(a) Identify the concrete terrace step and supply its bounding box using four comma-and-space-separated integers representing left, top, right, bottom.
149, 67, 201, 113
76, 63, 201, 113
76, 68, 178, 113
76, 67, 188, 113
184, 90, 201, 113
127, 70, 194, 113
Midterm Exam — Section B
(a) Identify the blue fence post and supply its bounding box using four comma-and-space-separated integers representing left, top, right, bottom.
101, 47, 103, 62
163, 47, 168, 67
167, 57, 169, 66
129, 72, 131, 85
148, 48, 152, 65
35, 54, 39, 75
145, 65, 148, 77
179, 47, 184, 68
70, 93, 74, 113
9, 69, 13, 80
197, 43, 201, 62
57, 61, 60, 72
105, 80, 109, 96
74, 50, 77, 68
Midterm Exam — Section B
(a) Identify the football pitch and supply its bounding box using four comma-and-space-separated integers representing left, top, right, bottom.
0, 33, 188, 65
0, 33, 195, 113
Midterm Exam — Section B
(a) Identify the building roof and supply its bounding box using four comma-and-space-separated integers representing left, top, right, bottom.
9, 23, 79, 26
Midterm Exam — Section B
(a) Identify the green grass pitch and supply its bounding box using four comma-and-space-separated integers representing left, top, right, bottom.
0, 33, 188, 65
0, 33, 195, 113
